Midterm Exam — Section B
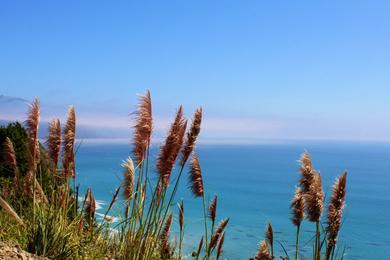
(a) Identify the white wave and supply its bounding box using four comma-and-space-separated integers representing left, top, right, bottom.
95, 200, 106, 210
78, 196, 106, 211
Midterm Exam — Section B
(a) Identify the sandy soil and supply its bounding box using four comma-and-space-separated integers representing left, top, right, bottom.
0, 242, 48, 260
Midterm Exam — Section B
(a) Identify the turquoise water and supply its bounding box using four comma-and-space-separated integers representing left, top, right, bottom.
75, 141, 390, 259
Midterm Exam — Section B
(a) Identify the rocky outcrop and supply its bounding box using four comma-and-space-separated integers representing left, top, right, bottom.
0, 242, 48, 260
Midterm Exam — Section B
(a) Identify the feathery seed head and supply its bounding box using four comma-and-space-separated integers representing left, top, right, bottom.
196, 237, 204, 257
255, 240, 272, 260
326, 172, 347, 247
299, 151, 315, 194
188, 152, 204, 197
62, 106, 76, 178
161, 213, 174, 244
305, 173, 324, 222
160, 213, 174, 258
291, 187, 305, 226
217, 232, 226, 259
3, 137, 17, 171
46, 118, 61, 167
265, 223, 273, 253
210, 218, 229, 250
133, 91, 153, 165
209, 195, 218, 223
26, 98, 40, 170
157, 106, 187, 187
180, 107, 202, 166
122, 157, 135, 200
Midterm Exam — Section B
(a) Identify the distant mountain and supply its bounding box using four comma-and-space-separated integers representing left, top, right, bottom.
0, 95, 29, 121
0, 95, 28, 103
0, 95, 130, 139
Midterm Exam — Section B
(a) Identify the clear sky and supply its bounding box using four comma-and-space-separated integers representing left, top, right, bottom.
1, 1, 390, 142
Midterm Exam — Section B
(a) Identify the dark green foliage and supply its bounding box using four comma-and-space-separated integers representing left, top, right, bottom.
0, 122, 57, 214
0, 122, 29, 178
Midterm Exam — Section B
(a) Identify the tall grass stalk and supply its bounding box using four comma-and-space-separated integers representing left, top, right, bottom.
0, 93, 349, 260
295, 224, 300, 260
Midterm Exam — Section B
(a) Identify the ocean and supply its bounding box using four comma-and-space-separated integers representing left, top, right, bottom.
75, 141, 390, 259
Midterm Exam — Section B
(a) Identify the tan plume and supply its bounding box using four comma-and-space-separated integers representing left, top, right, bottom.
216, 232, 225, 260
210, 218, 229, 250
326, 172, 347, 258
305, 173, 324, 222
132, 90, 153, 165
157, 106, 187, 187
265, 223, 274, 257
160, 212, 174, 259
180, 107, 202, 166
46, 118, 61, 168
291, 187, 305, 227
255, 240, 272, 260
122, 157, 135, 201
299, 151, 315, 194
188, 152, 204, 197
62, 106, 76, 178
209, 195, 217, 223
26, 98, 40, 172
3, 137, 19, 183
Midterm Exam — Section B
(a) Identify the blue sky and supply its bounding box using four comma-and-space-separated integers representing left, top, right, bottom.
1, 1, 390, 142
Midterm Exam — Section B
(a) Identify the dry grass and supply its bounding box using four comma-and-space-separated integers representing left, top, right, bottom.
252, 151, 348, 260
62, 106, 76, 178
0, 92, 349, 260
46, 119, 61, 168
132, 90, 153, 165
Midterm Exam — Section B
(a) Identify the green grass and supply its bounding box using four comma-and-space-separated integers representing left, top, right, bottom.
0, 94, 348, 260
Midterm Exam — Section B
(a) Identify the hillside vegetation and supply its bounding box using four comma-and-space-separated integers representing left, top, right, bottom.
0, 92, 347, 260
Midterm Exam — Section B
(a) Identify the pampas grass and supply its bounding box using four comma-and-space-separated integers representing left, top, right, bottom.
189, 153, 204, 197
62, 106, 76, 178
122, 157, 135, 201
291, 187, 305, 227
157, 106, 187, 187
208, 195, 217, 223
252, 151, 348, 260
265, 223, 274, 258
195, 236, 204, 259
0, 92, 349, 260
26, 97, 40, 171
209, 218, 229, 251
208, 195, 217, 236
159, 212, 173, 259
132, 91, 153, 165
84, 188, 96, 229
180, 107, 202, 166
306, 173, 324, 260
3, 137, 19, 184
305, 173, 324, 223
3, 137, 17, 170
325, 172, 347, 260
291, 187, 304, 260
299, 151, 315, 194
255, 240, 272, 260
24, 99, 48, 205
297, 152, 325, 260
216, 231, 225, 260
25, 98, 40, 197
46, 118, 61, 168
